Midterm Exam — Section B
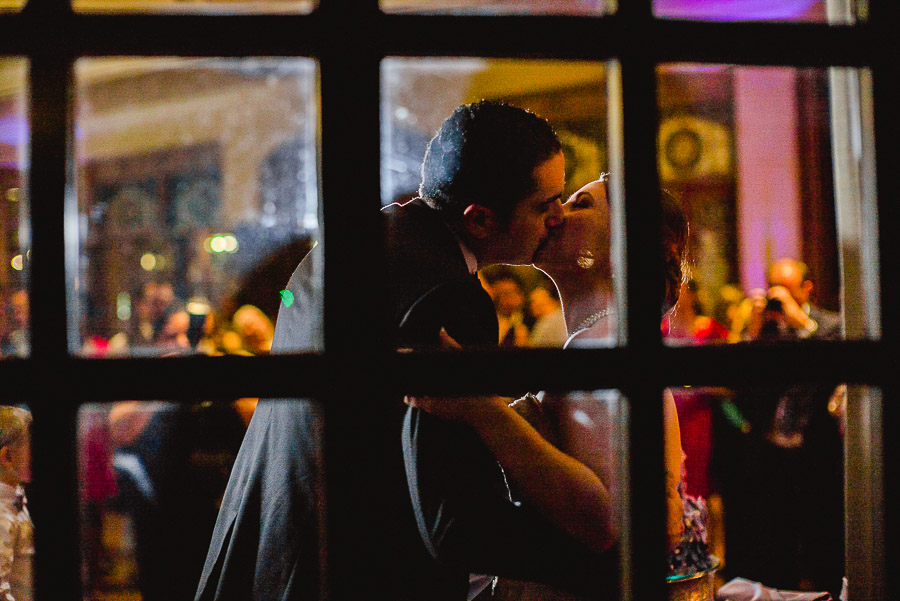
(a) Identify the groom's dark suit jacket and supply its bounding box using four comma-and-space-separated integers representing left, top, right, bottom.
194, 199, 616, 601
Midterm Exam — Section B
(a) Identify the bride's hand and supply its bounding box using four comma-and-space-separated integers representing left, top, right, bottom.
404, 394, 508, 424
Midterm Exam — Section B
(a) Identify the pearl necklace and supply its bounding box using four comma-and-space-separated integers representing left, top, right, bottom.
573, 308, 612, 334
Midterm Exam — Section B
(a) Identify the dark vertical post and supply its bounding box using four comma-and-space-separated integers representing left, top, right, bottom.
25, 13, 83, 601
318, 1, 392, 598
619, 2, 668, 599
869, 0, 899, 597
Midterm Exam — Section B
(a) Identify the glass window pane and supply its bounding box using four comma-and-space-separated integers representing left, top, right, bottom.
73, 58, 321, 357
435, 385, 729, 596
382, 58, 619, 349
692, 382, 883, 597
657, 64, 878, 346
78, 399, 325, 600
402, 389, 628, 597
665, 386, 722, 594
0, 405, 32, 600
381, 0, 613, 15
73, 0, 315, 15
842, 384, 885, 599
0, 59, 29, 359
653, 0, 867, 23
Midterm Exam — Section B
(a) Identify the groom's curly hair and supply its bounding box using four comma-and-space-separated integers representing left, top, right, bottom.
419, 100, 562, 226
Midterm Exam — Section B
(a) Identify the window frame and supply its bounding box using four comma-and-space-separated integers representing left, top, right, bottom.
0, 0, 895, 599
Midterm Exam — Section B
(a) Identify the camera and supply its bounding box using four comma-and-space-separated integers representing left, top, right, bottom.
764, 297, 783, 313
760, 297, 786, 338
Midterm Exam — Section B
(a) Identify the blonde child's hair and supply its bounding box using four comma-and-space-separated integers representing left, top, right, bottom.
0, 406, 31, 449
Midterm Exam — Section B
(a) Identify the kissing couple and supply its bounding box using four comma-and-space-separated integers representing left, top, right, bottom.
196, 100, 688, 601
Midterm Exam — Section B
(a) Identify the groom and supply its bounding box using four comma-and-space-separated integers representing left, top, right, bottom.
195, 101, 606, 601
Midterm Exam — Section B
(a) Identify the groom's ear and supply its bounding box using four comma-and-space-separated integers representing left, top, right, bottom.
461, 204, 498, 239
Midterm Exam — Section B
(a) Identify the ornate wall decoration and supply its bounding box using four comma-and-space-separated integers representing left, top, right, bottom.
658, 115, 732, 182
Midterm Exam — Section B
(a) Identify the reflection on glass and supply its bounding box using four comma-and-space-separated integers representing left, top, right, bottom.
0, 60, 28, 359
73, 0, 314, 14
381, 0, 612, 15
653, 0, 867, 23
657, 64, 878, 346
0, 405, 32, 600
382, 59, 614, 349
73, 58, 320, 356
78, 399, 289, 600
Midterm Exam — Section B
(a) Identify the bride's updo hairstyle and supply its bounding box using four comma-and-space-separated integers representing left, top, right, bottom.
660, 188, 688, 316
419, 100, 561, 226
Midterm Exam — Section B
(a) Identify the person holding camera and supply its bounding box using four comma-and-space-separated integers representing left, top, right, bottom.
743, 258, 841, 341
717, 258, 845, 598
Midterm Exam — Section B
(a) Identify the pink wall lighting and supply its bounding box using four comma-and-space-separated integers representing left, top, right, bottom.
734, 67, 802, 291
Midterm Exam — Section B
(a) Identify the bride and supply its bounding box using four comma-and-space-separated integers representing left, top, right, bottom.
527, 176, 687, 549
405, 176, 689, 594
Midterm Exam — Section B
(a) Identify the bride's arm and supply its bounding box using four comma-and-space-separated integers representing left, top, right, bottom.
405, 394, 617, 552
663, 388, 686, 549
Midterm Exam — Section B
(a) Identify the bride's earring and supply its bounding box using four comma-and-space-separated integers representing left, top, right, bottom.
576, 250, 595, 269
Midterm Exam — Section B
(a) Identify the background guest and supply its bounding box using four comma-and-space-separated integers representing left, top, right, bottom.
526, 284, 568, 348
226, 304, 274, 355
485, 270, 530, 348
663, 279, 729, 345
1, 290, 29, 358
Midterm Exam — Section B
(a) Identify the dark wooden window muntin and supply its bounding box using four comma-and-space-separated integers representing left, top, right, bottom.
2, 0, 897, 598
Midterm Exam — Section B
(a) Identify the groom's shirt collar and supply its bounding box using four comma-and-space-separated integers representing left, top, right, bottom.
392, 197, 479, 275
